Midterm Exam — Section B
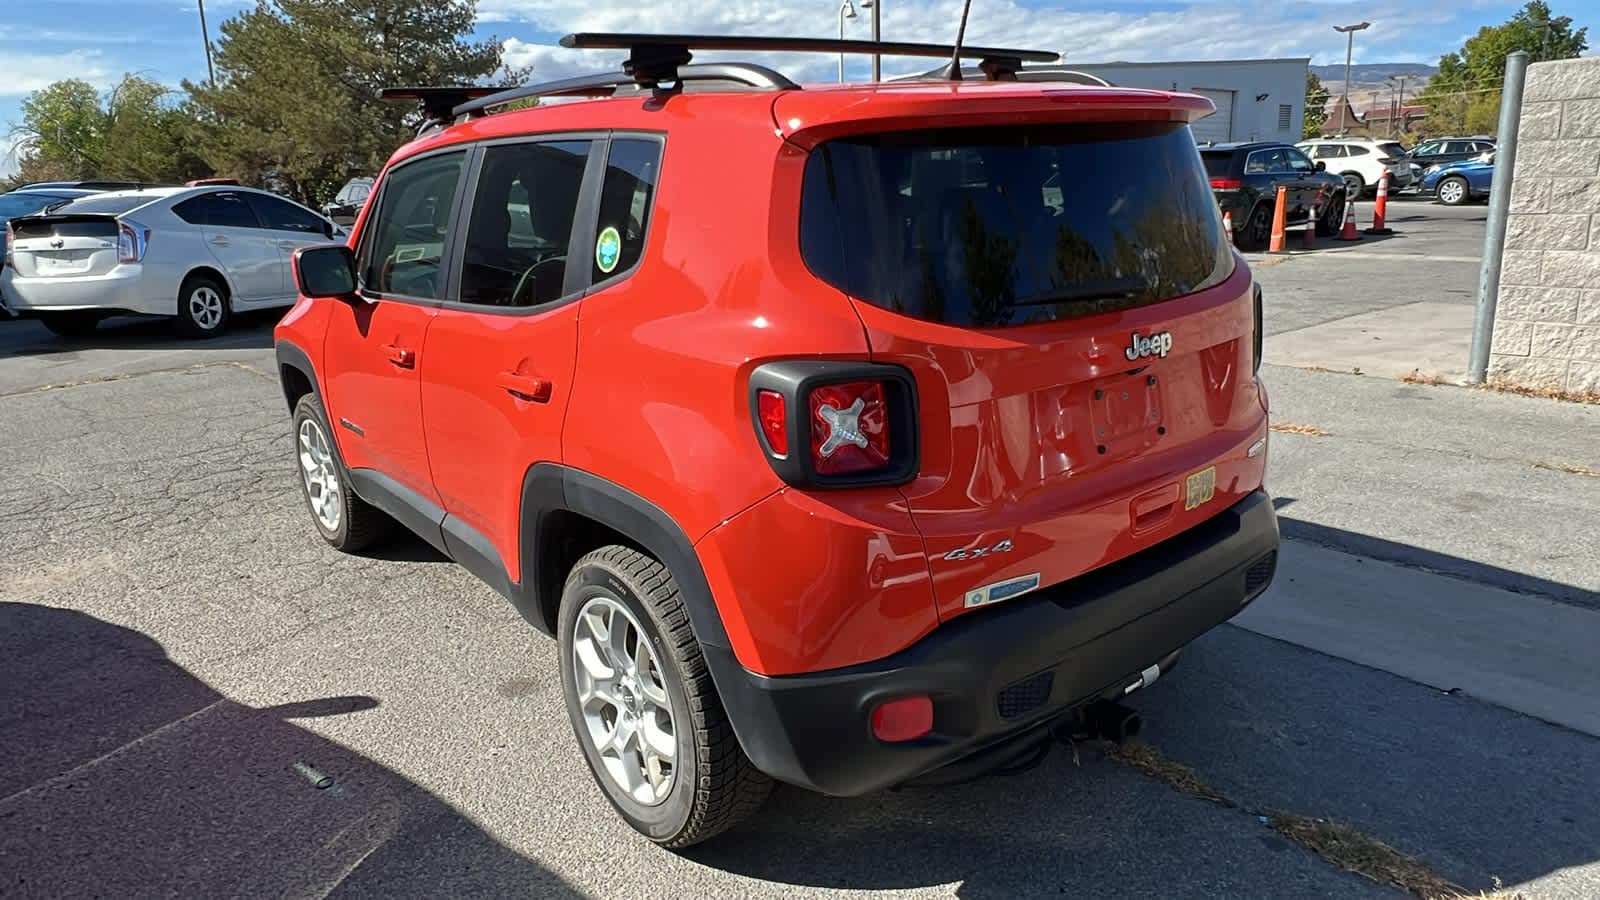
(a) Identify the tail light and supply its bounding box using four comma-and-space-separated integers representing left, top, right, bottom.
871, 695, 933, 742
1209, 178, 1242, 190
748, 361, 919, 489
117, 220, 149, 263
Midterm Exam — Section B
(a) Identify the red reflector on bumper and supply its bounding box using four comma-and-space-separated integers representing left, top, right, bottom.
871, 695, 933, 742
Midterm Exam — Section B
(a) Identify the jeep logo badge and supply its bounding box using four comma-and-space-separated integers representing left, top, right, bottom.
1124, 331, 1173, 361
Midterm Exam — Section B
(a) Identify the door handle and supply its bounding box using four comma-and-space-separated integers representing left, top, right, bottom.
497, 371, 552, 403
209, 235, 229, 246
276, 239, 298, 249
381, 343, 416, 368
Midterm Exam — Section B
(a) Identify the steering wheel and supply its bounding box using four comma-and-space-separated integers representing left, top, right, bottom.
510, 256, 567, 307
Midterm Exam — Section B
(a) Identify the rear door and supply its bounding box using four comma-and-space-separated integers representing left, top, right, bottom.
419, 135, 640, 585
171, 191, 280, 302
243, 192, 335, 301
797, 120, 1261, 620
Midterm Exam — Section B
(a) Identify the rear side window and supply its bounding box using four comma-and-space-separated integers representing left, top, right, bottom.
458, 140, 591, 307
174, 192, 260, 229
1346, 145, 1371, 157
359, 151, 466, 300
800, 122, 1232, 328
592, 138, 661, 283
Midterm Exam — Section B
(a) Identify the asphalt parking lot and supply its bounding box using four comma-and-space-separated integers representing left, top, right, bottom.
4, 198, 1598, 899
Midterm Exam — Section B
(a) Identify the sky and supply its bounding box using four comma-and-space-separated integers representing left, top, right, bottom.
2, 0, 1594, 177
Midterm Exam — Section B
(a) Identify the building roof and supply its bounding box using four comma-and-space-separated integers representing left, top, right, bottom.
1061, 57, 1311, 69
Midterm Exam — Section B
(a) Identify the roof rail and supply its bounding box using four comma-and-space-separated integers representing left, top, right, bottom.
453, 62, 798, 119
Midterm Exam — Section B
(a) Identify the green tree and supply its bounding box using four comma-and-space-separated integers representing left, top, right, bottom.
1419, 1, 1587, 135
1303, 70, 1330, 138
11, 75, 212, 183
184, 0, 521, 205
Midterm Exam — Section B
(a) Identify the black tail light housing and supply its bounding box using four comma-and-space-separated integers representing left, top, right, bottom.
1251, 282, 1263, 375
748, 360, 920, 489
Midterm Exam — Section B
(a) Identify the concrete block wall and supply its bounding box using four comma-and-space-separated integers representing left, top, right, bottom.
1490, 55, 1600, 393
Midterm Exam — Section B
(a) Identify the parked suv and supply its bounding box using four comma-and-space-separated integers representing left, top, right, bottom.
1408, 136, 1495, 174
1296, 136, 1414, 197
275, 33, 1280, 849
1200, 141, 1348, 250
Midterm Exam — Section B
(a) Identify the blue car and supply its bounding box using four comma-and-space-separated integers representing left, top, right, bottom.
1420, 154, 1493, 206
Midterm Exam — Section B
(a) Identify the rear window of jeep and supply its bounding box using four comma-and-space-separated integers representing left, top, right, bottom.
800, 121, 1233, 327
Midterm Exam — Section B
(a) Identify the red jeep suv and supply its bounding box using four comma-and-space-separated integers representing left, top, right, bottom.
274, 33, 1279, 849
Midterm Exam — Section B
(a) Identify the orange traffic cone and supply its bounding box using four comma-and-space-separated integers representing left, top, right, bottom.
1365, 172, 1393, 235
1267, 186, 1289, 253
1336, 197, 1362, 241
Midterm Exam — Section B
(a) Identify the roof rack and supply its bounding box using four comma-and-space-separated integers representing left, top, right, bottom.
435, 31, 1059, 121
381, 86, 519, 136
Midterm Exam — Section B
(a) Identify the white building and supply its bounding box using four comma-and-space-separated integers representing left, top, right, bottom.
926, 58, 1312, 145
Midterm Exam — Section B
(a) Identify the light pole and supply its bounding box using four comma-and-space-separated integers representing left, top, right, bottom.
838, 0, 858, 83
1333, 22, 1370, 133
864, 0, 880, 81
198, 0, 216, 88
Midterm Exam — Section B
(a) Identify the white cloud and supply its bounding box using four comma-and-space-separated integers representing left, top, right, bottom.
486, 1, 1429, 84
0, 50, 112, 97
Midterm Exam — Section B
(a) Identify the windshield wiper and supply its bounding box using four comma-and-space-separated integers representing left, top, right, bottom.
1013, 276, 1151, 307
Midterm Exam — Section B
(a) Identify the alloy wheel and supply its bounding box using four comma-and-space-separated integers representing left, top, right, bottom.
1439, 179, 1466, 205
571, 595, 677, 806
297, 417, 343, 532
189, 286, 225, 331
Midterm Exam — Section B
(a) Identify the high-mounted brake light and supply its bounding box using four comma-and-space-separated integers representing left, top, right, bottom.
1209, 178, 1242, 190
747, 361, 919, 489
809, 381, 890, 475
117, 220, 149, 264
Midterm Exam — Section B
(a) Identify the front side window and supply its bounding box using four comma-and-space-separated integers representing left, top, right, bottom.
359, 151, 465, 300
458, 140, 591, 307
247, 194, 327, 234
592, 138, 661, 283
799, 121, 1232, 328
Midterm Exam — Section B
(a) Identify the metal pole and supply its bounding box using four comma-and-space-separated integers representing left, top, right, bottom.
870, 0, 881, 82
839, 5, 847, 83
198, 0, 216, 88
1396, 75, 1407, 136
1467, 50, 1529, 384
1342, 31, 1353, 131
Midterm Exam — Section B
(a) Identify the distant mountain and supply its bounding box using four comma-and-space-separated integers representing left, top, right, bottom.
1311, 63, 1438, 83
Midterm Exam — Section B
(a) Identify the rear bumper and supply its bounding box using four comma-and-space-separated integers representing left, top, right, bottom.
705, 488, 1280, 796
0, 266, 168, 317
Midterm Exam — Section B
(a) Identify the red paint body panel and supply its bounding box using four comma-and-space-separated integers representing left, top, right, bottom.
420, 304, 581, 582
320, 298, 441, 506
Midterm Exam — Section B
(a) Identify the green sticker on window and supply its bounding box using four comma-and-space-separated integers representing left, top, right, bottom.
595, 226, 622, 274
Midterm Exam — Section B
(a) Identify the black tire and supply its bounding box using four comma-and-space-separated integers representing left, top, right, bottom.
290, 393, 394, 552
1341, 172, 1367, 198
558, 546, 773, 849
1316, 194, 1345, 237
38, 311, 103, 337
1437, 176, 1470, 206
175, 273, 231, 338
1239, 203, 1274, 252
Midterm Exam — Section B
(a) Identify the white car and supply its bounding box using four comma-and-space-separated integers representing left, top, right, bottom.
1295, 138, 1415, 198
1, 185, 345, 337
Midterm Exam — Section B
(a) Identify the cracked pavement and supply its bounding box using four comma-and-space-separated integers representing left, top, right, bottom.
3, 222, 1598, 900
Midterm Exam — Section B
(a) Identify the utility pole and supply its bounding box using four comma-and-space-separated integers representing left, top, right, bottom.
1333, 22, 1371, 133
1393, 75, 1408, 137
1467, 51, 1529, 384
868, 0, 881, 81
198, 0, 216, 88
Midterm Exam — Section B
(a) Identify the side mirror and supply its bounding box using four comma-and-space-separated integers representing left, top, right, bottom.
1314, 161, 1327, 172
294, 244, 358, 300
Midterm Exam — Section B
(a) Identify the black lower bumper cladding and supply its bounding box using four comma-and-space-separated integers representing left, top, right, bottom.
704, 489, 1280, 796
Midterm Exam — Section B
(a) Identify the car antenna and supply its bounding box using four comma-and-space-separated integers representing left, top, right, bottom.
933, 0, 976, 81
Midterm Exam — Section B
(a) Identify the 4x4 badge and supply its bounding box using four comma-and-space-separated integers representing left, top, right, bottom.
595, 226, 622, 274
1124, 330, 1173, 361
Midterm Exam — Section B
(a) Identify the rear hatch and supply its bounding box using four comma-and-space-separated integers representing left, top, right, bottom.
788, 92, 1263, 622
6, 193, 158, 278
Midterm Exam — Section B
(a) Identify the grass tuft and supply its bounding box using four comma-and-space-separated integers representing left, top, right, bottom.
1269, 422, 1332, 437
1479, 378, 1600, 406
1532, 461, 1600, 478
1400, 368, 1444, 385
1101, 740, 1233, 807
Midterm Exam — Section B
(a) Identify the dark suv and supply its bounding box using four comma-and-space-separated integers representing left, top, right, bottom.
1201, 141, 1348, 250
274, 32, 1280, 849
1407, 136, 1495, 172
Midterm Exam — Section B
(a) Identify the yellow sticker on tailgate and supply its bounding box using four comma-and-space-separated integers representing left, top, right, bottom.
1185, 466, 1217, 511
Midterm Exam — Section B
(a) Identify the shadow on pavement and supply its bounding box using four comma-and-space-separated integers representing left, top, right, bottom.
1273, 496, 1595, 608
0, 310, 278, 357
0, 602, 580, 899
